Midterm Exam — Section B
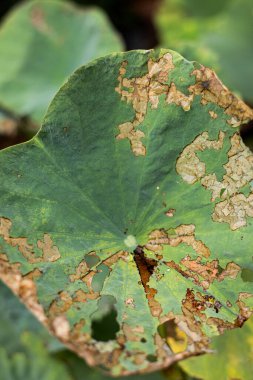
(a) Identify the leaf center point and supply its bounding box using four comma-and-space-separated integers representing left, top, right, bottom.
124, 235, 137, 250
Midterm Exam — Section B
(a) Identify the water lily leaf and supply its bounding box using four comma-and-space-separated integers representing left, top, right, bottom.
157, 0, 253, 104
180, 316, 253, 380
0, 280, 167, 379
0, 0, 123, 123
0, 49, 253, 375
0, 333, 72, 380
0, 280, 62, 354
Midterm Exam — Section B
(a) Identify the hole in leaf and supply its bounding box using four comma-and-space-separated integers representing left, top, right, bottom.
147, 354, 157, 363
240, 120, 253, 152
241, 268, 253, 282
91, 296, 119, 342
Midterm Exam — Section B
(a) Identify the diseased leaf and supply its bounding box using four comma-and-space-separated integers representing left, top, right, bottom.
180, 316, 253, 380
0, 49, 253, 375
0, 0, 123, 123
0, 280, 167, 379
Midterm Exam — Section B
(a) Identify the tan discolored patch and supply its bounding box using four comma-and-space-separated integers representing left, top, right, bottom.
208, 110, 218, 119
189, 66, 253, 126
236, 292, 253, 322
176, 131, 225, 185
0, 217, 61, 263
169, 225, 211, 259
177, 130, 253, 230
52, 315, 70, 340
146, 224, 210, 259
202, 133, 253, 201
37, 234, 61, 262
218, 262, 241, 282
49, 291, 73, 318
212, 192, 253, 230
115, 53, 194, 156
69, 259, 89, 282
122, 323, 144, 342
24, 268, 43, 280
169, 257, 241, 290
116, 55, 253, 157
166, 82, 193, 111
165, 209, 175, 217
0, 253, 46, 325
125, 297, 135, 308
145, 229, 170, 252
145, 224, 242, 290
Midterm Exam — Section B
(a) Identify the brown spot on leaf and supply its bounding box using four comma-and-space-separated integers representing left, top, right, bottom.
166, 82, 193, 111
189, 66, 253, 126
177, 130, 253, 230
0, 253, 46, 325
49, 291, 73, 317
125, 297, 135, 308
146, 224, 210, 259
209, 110, 218, 119
176, 131, 225, 185
115, 53, 175, 156
52, 315, 70, 340
69, 259, 89, 282
24, 268, 43, 280
236, 292, 253, 322
37, 234, 61, 262
165, 209, 175, 217
122, 323, 144, 342
218, 262, 241, 281
0, 217, 61, 263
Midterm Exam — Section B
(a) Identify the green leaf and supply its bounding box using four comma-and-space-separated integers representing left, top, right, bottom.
0, 0, 123, 123
201, 0, 253, 104
0, 333, 72, 380
56, 350, 167, 380
0, 281, 166, 379
156, 0, 253, 103
0, 49, 253, 375
0, 280, 62, 354
180, 316, 253, 380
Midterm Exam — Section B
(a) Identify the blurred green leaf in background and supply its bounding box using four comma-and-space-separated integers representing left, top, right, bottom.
0, 0, 123, 124
180, 316, 253, 380
157, 0, 253, 105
